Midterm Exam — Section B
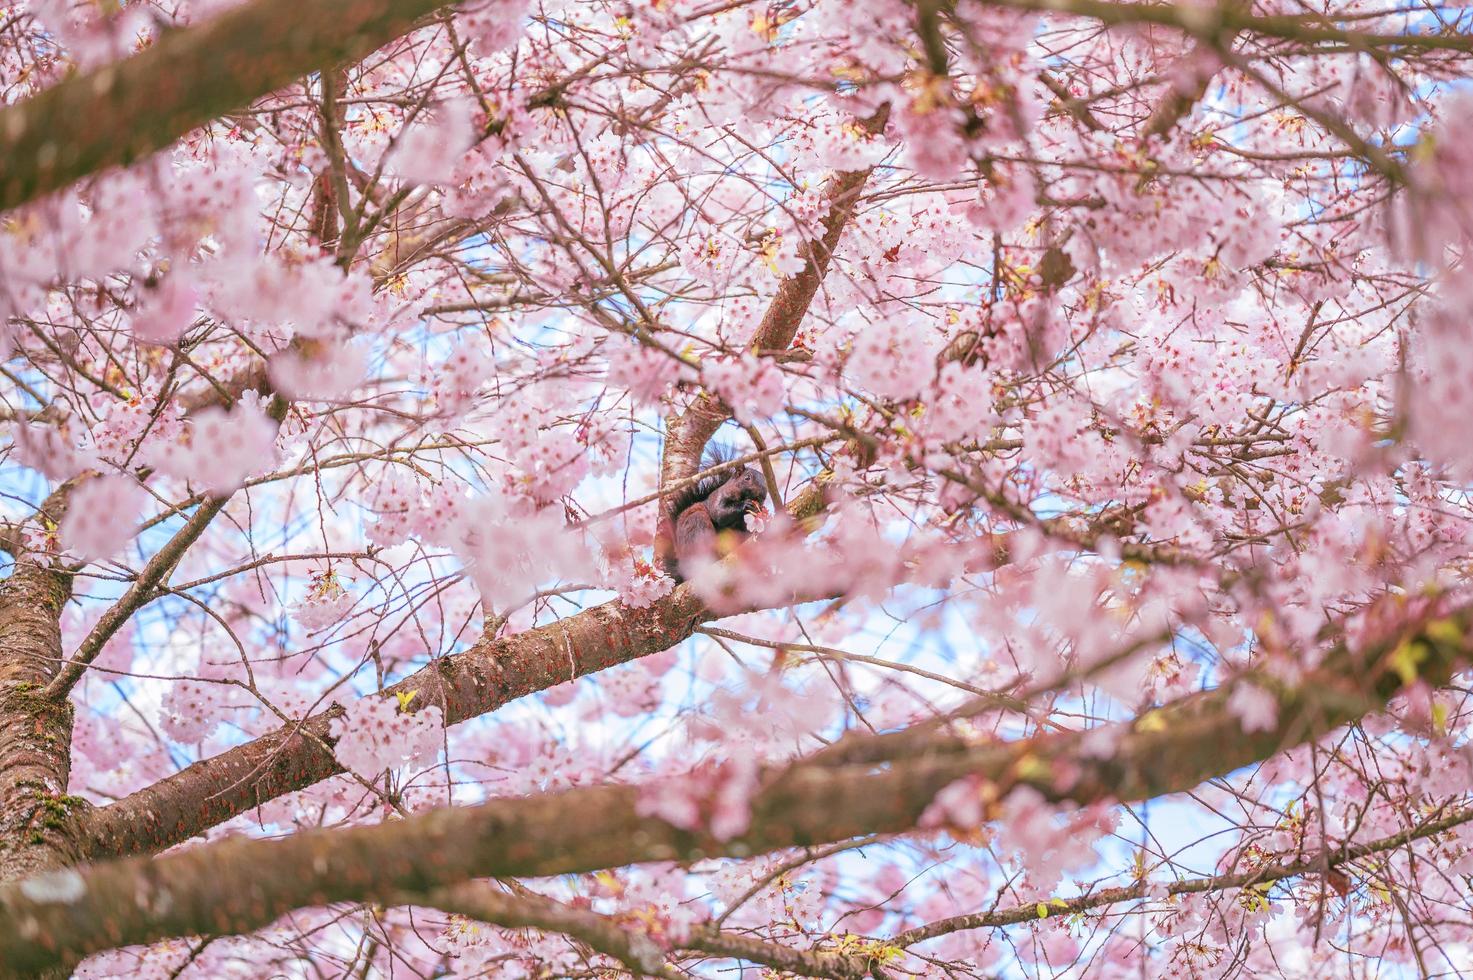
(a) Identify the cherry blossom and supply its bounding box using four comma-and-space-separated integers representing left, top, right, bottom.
3, 0, 1473, 977
57, 474, 147, 562
329, 695, 444, 778
145, 397, 280, 495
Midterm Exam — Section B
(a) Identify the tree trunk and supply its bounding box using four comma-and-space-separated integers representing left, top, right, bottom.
0, 489, 85, 971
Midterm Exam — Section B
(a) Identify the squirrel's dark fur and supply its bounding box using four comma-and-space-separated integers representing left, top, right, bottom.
663, 444, 768, 582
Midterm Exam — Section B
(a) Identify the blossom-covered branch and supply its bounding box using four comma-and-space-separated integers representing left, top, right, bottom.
967, 0, 1473, 52
7, 0, 1473, 974
0, 0, 461, 210
6, 598, 1466, 974
412, 881, 878, 978
75, 582, 714, 861
891, 804, 1473, 945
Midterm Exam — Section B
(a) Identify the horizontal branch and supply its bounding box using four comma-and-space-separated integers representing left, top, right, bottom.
0, 0, 455, 212
6, 598, 1467, 974
429, 805, 1473, 973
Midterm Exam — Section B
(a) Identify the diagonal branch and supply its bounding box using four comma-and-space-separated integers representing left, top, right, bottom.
44, 498, 229, 702
74, 582, 714, 862
891, 804, 1473, 945
0, 0, 459, 212
654, 104, 890, 573
75, 467, 845, 864
42, 396, 289, 702
8, 596, 1468, 975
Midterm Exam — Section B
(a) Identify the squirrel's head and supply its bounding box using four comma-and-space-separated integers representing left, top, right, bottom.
705, 466, 767, 528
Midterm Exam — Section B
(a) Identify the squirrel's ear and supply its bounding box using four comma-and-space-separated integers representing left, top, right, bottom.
702, 441, 740, 468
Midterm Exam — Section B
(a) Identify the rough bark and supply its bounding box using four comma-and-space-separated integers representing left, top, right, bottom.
76, 583, 715, 861
5, 598, 1465, 976
0, 0, 455, 212
0, 570, 76, 886
0, 486, 80, 887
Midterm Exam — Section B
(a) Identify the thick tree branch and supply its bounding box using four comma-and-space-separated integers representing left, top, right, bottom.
74, 582, 713, 862
0, 0, 456, 212
8, 597, 1467, 974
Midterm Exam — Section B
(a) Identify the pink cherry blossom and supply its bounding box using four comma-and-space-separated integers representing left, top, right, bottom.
386, 98, 478, 186
146, 398, 279, 495
290, 568, 355, 630
701, 354, 786, 423
329, 696, 444, 776
1228, 681, 1281, 734
129, 277, 197, 346
5, 3, 1473, 978
58, 474, 147, 562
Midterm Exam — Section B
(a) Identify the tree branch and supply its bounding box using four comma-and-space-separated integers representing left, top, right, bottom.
43, 496, 230, 702
0, 0, 457, 212
7, 597, 1466, 975
412, 880, 876, 978
44, 396, 288, 702
76, 464, 846, 863
965, 0, 1473, 53
654, 104, 890, 574
891, 804, 1473, 945
74, 582, 713, 862
412, 882, 679, 979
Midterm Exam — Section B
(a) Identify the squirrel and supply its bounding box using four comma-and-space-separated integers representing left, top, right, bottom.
661, 445, 768, 583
